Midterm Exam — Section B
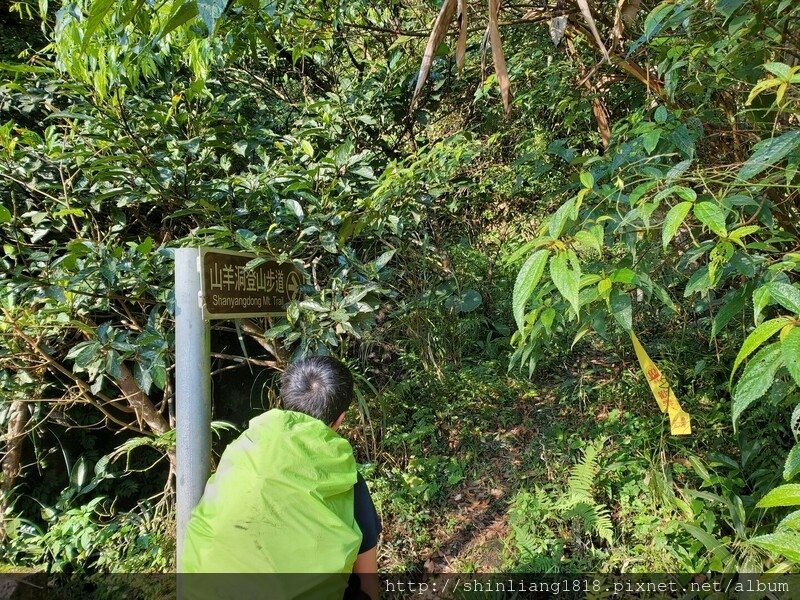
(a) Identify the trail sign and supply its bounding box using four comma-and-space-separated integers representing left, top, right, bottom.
200, 248, 302, 319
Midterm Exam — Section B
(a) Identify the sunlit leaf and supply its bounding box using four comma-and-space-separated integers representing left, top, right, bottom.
81, 0, 116, 51
732, 342, 783, 428
693, 202, 727, 237
782, 327, 800, 387
767, 282, 800, 315
731, 317, 791, 382
757, 484, 800, 508
662, 201, 692, 248
512, 250, 548, 331
550, 252, 581, 318
738, 131, 800, 181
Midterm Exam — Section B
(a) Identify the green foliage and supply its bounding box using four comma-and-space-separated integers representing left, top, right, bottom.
507, 441, 614, 571
3, 0, 800, 578
563, 443, 614, 546
505, 0, 800, 566
757, 485, 800, 509
1, 0, 482, 573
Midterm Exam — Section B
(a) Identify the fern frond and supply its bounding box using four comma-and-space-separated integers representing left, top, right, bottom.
593, 504, 614, 545
564, 501, 614, 545
568, 443, 600, 500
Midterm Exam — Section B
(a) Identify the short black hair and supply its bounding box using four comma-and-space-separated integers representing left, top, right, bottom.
280, 356, 354, 425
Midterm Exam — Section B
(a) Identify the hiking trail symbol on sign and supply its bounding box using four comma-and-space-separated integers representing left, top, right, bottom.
200, 248, 302, 319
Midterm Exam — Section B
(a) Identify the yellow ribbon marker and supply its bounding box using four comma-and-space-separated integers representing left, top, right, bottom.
629, 331, 692, 436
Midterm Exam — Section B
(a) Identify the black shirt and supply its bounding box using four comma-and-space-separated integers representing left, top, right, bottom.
353, 472, 381, 553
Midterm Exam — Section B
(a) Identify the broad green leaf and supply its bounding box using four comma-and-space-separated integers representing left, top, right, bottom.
610, 288, 632, 332
654, 186, 696, 203
778, 510, 800, 532
0, 204, 11, 223
540, 307, 556, 332
70, 456, 91, 488
652, 283, 678, 313
571, 326, 591, 349
764, 62, 792, 79
654, 105, 668, 123
671, 125, 696, 159
459, 289, 482, 313
644, 2, 674, 40
580, 171, 594, 189
642, 130, 660, 154
133, 362, 153, 395
629, 181, 657, 204
731, 317, 790, 381
137, 237, 154, 254
119, 0, 146, 27
549, 198, 576, 239
597, 278, 612, 300
285, 199, 304, 221
782, 327, 800, 386
161, 2, 199, 38
105, 351, 122, 380
665, 158, 692, 182
151, 365, 167, 391
574, 230, 601, 255
728, 225, 760, 247
687, 455, 711, 481
738, 130, 800, 181
504, 237, 548, 265
693, 202, 727, 237
785, 443, 800, 481
0, 62, 54, 74
753, 286, 771, 325
746, 77, 783, 105
374, 250, 395, 271
611, 267, 637, 284
81, 0, 116, 51
300, 299, 329, 313
550, 252, 581, 318
732, 342, 783, 427
300, 140, 314, 158
679, 523, 732, 564
512, 250, 548, 331
716, 0, 745, 17
750, 532, 800, 563
67, 341, 101, 369
580, 274, 601, 288
662, 202, 692, 248
197, 0, 228, 33
589, 224, 604, 251
767, 282, 800, 315
757, 484, 800, 508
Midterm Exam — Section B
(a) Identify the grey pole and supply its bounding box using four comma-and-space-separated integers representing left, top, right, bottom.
175, 248, 211, 566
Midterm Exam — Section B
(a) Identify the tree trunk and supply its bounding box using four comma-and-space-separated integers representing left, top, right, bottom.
1, 400, 28, 541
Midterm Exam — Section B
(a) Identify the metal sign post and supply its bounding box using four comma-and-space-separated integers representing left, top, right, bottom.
175, 248, 211, 564
175, 248, 301, 568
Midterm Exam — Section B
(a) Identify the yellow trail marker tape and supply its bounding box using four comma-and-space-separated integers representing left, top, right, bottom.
629, 330, 692, 436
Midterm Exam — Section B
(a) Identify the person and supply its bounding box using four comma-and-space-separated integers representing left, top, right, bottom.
180, 356, 381, 600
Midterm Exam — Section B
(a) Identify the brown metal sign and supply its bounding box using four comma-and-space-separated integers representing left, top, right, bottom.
200, 248, 301, 319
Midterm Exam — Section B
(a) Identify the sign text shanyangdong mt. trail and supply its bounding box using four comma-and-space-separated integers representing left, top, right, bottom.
200, 249, 301, 319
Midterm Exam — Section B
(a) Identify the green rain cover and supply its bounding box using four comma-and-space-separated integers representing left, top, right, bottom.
180, 409, 362, 599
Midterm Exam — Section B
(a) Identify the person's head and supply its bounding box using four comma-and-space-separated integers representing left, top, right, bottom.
280, 355, 354, 428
